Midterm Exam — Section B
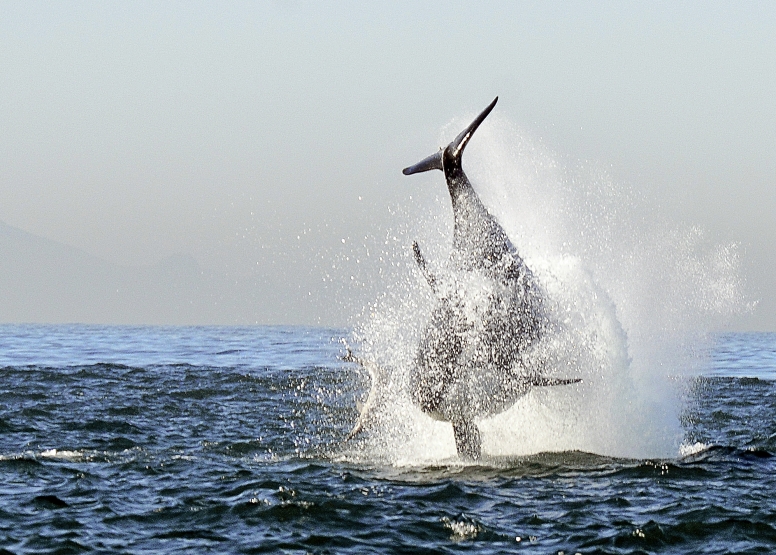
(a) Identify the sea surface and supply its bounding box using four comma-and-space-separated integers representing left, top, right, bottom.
0, 324, 775, 554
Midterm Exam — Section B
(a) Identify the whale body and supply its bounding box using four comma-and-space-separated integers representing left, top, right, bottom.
403, 97, 577, 459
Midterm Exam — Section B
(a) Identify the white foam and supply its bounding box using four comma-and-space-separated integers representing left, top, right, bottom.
679, 441, 711, 458
348, 115, 746, 463
39, 449, 85, 460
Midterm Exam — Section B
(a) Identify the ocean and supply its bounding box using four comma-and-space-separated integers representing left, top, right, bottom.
0, 324, 774, 554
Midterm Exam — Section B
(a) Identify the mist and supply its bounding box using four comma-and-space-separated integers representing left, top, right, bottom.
1, 2, 774, 328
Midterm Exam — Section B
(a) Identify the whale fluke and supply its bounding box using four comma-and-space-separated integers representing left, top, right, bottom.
403, 96, 498, 177
402, 151, 442, 176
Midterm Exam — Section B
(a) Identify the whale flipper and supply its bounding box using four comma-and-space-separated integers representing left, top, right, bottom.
412, 241, 438, 292
452, 421, 481, 460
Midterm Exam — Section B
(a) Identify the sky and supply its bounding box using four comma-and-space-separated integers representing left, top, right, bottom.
1, 1, 775, 329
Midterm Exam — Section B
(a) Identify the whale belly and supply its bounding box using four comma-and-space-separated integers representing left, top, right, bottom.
410, 274, 543, 422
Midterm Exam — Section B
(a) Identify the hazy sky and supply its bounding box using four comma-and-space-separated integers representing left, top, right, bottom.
1, 1, 775, 329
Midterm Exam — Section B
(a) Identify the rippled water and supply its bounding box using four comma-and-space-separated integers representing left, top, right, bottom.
0, 325, 775, 554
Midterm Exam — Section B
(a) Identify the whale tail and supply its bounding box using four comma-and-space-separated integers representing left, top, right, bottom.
402, 150, 443, 176
402, 96, 498, 176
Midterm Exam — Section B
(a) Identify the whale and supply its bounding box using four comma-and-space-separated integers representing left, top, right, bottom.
402, 97, 578, 459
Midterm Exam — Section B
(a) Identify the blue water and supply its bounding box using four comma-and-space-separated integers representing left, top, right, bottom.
0, 324, 775, 554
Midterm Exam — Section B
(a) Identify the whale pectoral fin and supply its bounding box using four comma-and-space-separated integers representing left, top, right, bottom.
412, 241, 438, 292
412, 241, 424, 267
452, 421, 481, 460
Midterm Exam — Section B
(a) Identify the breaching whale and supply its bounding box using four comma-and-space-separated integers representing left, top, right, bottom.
402, 97, 579, 459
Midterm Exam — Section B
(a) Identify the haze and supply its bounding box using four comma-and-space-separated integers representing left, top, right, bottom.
1, 2, 774, 329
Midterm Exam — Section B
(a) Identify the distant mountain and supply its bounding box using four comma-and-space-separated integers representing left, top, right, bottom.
0, 221, 254, 324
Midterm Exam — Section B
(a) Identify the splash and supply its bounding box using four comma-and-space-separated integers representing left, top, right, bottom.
345, 114, 745, 463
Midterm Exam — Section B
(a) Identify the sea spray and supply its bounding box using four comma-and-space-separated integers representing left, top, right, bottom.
345, 113, 745, 462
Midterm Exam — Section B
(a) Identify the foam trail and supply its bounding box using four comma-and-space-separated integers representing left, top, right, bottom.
346, 113, 745, 463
